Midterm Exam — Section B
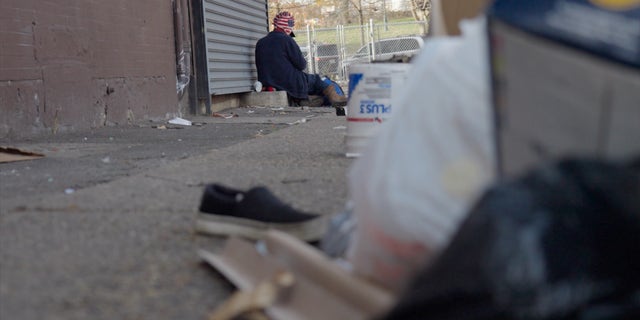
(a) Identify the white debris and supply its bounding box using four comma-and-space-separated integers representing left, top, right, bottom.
168, 117, 192, 126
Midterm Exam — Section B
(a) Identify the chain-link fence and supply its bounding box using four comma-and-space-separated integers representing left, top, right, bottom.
294, 20, 429, 81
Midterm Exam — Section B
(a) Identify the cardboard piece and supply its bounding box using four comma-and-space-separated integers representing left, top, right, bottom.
431, 0, 490, 36
199, 230, 394, 320
209, 271, 295, 320
488, 0, 640, 176
0, 146, 45, 163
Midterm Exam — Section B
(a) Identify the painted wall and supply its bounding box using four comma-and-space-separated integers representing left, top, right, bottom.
0, 0, 179, 138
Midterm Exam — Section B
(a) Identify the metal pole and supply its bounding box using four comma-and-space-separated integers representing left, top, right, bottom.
312, 25, 318, 74
305, 24, 313, 73
338, 25, 346, 79
369, 19, 375, 62
383, 0, 388, 31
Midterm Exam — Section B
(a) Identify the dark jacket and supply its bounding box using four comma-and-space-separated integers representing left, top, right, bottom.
255, 31, 308, 99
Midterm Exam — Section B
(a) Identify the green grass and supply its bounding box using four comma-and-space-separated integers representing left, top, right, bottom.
294, 20, 427, 55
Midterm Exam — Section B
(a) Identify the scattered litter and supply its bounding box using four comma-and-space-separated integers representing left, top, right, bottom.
198, 231, 394, 320
271, 107, 285, 111
246, 110, 255, 114
64, 188, 75, 195
213, 113, 238, 119
168, 117, 192, 126
209, 269, 295, 320
333, 126, 347, 130
101, 157, 111, 164
0, 146, 45, 163
287, 118, 308, 125
153, 124, 184, 130
253, 80, 263, 92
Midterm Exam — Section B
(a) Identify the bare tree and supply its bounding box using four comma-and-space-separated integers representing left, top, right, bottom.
346, 0, 372, 44
409, 0, 430, 34
349, 0, 365, 26
268, 0, 320, 29
337, 0, 351, 25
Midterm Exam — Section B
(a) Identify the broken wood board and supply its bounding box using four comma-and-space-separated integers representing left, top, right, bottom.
0, 147, 45, 163
198, 230, 394, 320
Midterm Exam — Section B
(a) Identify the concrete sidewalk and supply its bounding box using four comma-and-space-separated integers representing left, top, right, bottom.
0, 106, 354, 319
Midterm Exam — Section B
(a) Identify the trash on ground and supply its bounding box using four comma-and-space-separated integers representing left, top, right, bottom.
213, 113, 238, 119
208, 270, 295, 320
253, 81, 263, 92
198, 230, 393, 320
346, 16, 494, 293
270, 107, 285, 111
154, 124, 184, 130
64, 188, 75, 194
381, 158, 640, 319
320, 204, 355, 259
0, 147, 45, 163
168, 117, 192, 126
333, 126, 347, 130
287, 118, 307, 125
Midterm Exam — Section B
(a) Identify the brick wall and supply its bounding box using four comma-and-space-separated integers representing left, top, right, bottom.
0, 0, 179, 138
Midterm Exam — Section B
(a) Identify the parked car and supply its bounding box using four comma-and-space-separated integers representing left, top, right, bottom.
342, 36, 425, 75
297, 43, 341, 78
299, 45, 312, 73
313, 43, 340, 78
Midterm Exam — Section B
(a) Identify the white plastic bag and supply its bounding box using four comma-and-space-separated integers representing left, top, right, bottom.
346, 17, 496, 293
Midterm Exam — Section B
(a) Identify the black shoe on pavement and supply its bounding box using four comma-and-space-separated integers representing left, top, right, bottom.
196, 184, 327, 242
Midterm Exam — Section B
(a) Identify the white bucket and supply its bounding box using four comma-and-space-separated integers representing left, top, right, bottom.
345, 63, 411, 157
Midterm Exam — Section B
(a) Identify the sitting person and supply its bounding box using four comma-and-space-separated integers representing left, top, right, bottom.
254, 11, 346, 107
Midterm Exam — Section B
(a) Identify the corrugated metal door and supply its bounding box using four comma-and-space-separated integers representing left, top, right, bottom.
202, 0, 268, 95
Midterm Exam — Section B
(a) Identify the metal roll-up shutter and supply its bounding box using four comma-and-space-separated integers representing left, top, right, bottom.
202, 0, 268, 95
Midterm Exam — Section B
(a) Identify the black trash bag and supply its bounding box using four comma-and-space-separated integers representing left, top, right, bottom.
382, 157, 640, 320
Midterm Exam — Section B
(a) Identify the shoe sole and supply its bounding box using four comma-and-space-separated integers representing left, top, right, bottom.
195, 212, 327, 242
332, 101, 347, 107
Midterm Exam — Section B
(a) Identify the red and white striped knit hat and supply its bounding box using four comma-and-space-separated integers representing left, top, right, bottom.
273, 11, 295, 37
